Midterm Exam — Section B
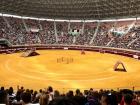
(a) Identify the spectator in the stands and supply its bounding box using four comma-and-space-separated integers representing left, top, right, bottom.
32, 91, 38, 103
8, 87, 15, 104
49, 97, 78, 105
136, 91, 140, 104
54, 90, 60, 99
12, 91, 22, 105
39, 91, 49, 105
47, 86, 54, 101
120, 89, 138, 105
73, 89, 86, 105
21, 92, 31, 105
35, 89, 43, 103
85, 91, 100, 105
0, 86, 8, 104
67, 90, 74, 98
124, 94, 133, 105
100, 94, 110, 105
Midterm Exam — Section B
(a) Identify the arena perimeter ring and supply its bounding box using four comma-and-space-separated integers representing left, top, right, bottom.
0, 45, 140, 92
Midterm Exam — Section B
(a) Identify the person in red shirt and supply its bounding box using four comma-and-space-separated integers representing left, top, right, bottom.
120, 94, 138, 105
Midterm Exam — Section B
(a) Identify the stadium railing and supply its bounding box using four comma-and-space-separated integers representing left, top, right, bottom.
0, 44, 140, 60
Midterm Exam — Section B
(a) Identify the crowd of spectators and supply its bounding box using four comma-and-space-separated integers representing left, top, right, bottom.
0, 16, 140, 51
108, 21, 137, 49
92, 22, 113, 46
56, 22, 73, 45
0, 86, 140, 105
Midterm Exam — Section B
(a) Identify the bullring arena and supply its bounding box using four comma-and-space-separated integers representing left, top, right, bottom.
1, 1, 140, 105
0, 46, 140, 92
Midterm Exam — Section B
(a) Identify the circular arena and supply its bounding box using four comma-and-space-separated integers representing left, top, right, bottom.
1, 0, 140, 105
1, 49, 140, 90
0, 45, 140, 91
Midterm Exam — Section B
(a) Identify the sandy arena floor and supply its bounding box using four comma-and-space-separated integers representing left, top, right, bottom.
0, 50, 140, 92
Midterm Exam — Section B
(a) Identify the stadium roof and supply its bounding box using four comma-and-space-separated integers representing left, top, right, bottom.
0, 0, 140, 20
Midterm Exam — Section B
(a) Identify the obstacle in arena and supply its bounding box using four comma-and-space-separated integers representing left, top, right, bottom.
81, 50, 85, 55
114, 61, 127, 72
99, 49, 105, 53
57, 57, 73, 64
21, 50, 40, 57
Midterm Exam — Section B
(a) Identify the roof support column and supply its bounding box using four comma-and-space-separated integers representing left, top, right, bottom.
54, 20, 58, 43
22, 18, 28, 31
89, 21, 100, 44
68, 20, 71, 32
81, 20, 85, 35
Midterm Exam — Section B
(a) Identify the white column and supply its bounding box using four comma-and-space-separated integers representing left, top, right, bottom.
54, 20, 58, 43
89, 21, 100, 44
22, 18, 28, 31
